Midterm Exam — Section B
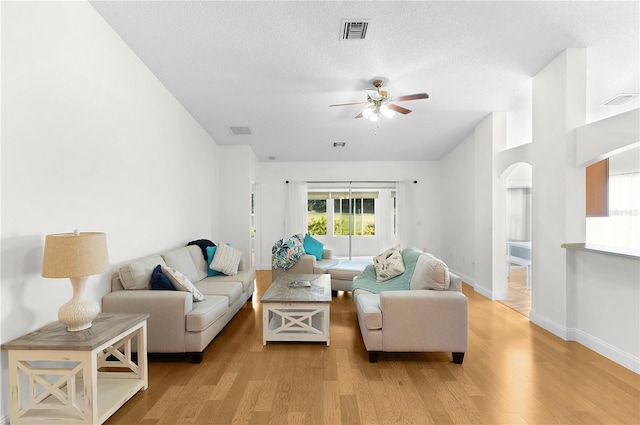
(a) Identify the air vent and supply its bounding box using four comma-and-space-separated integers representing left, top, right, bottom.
229, 126, 252, 135
333, 142, 346, 147
341, 20, 369, 40
601, 94, 639, 106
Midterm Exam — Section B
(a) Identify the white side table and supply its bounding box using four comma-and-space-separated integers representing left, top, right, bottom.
1, 313, 149, 425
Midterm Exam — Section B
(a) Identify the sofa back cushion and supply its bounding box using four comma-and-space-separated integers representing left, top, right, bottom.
410, 253, 450, 291
162, 247, 201, 284
119, 255, 166, 290
186, 244, 209, 281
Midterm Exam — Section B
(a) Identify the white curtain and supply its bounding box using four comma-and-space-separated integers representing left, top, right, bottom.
284, 181, 308, 236
506, 188, 531, 241
396, 181, 417, 249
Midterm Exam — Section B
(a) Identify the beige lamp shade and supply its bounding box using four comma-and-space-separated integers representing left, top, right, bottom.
42, 232, 109, 278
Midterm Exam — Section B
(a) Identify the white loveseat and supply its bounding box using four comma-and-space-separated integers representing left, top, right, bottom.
352, 247, 468, 363
102, 244, 255, 363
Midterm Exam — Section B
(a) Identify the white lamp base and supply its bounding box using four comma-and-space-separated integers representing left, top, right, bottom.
58, 276, 100, 332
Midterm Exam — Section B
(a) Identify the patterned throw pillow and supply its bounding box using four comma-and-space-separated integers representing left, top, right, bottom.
162, 266, 205, 301
373, 245, 405, 282
272, 234, 305, 270
210, 242, 242, 276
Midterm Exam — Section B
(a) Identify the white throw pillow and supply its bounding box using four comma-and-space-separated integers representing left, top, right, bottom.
411, 253, 450, 290
162, 266, 205, 301
119, 255, 166, 290
210, 242, 242, 276
373, 245, 405, 282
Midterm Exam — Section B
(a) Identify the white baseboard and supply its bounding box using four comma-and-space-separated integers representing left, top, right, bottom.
530, 310, 639, 374
449, 269, 475, 288
529, 309, 568, 340
567, 328, 640, 374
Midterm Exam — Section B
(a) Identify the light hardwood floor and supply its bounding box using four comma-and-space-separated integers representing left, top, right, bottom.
105, 270, 639, 425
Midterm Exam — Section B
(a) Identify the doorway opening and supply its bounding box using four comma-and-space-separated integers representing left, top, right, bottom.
499, 163, 532, 316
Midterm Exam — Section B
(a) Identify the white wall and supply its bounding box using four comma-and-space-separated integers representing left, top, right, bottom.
529, 48, 587, 336
256, 161, 440, 270
566, 249, 639, 373
1, 2, 219, 418
440, 133, 476, 283
219, 146, 258, 263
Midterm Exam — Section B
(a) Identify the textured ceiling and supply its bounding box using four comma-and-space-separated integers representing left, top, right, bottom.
90, 1, 639, 162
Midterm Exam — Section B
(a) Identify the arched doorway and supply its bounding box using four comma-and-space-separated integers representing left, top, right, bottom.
499, 163, 532, 315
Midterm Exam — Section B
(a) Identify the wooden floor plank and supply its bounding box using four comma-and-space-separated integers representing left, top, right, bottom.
103, 270, 640, 425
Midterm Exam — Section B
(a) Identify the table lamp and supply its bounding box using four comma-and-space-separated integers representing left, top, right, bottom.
41, 230, 109, 331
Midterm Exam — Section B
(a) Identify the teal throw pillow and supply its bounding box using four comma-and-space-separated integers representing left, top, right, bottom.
303, 234, 324, 261
206, 246, 222, 277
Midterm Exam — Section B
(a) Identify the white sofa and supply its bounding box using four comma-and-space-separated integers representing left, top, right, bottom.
102, 245, 255, 363
352, 248, 468, 363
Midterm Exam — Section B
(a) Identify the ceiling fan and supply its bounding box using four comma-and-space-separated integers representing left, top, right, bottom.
329, 79, 429, 121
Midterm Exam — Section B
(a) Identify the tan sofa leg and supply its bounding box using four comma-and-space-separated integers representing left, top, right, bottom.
452, 352, 464, 364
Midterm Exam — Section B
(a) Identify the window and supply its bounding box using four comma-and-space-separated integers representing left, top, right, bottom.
307, 197, 327, 235
307, 190, 378, 236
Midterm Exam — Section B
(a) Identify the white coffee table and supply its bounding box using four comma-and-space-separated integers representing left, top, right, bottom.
261, 274, 331, 345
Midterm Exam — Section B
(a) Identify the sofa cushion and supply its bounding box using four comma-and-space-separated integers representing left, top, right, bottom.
194, 281, 243, 306
411, 253, 450, 291
150, 265, 175, 290
186, 296, 228, 332
163, 266, 206, 301
186, 244, 209, 281
356, 294, 382, 330
162, 248, 201, 284
313, 258, 340, 274
119, 255, 166, 290
210, 243, 242, 276
201, 269, 256, 294
272, 234, 305, 270
373, 245, 405, 282
303, 234, 324, 260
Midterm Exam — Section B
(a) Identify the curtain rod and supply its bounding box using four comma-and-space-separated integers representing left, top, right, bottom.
285, 180, 417, 184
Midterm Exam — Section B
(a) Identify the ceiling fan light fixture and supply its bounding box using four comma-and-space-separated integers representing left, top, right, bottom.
380, 104, 394, 119
362, 107, 373, 119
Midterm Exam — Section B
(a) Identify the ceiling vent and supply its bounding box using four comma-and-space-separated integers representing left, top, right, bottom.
601, 94, 639, 106
333, 141, 346, 147
229, 126, 252, 135
341, 20, 369, 40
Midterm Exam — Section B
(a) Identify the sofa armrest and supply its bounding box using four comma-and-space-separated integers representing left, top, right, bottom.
272, 254, 316, 277
102, 290, 193, 353
379, 290, 468, 352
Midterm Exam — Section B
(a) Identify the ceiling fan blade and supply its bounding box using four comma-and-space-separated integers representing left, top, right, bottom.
354, 112, 364, 119
329, 101, 367, 107
387, 103, 412, 115
394, 93, 429, 102
366, 89, 382, 101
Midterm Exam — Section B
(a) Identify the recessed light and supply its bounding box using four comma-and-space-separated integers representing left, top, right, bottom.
601, 94, 639, 106
333, 142, 346, 147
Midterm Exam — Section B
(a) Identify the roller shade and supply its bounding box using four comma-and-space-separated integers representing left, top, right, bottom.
308, 191, 379, 200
